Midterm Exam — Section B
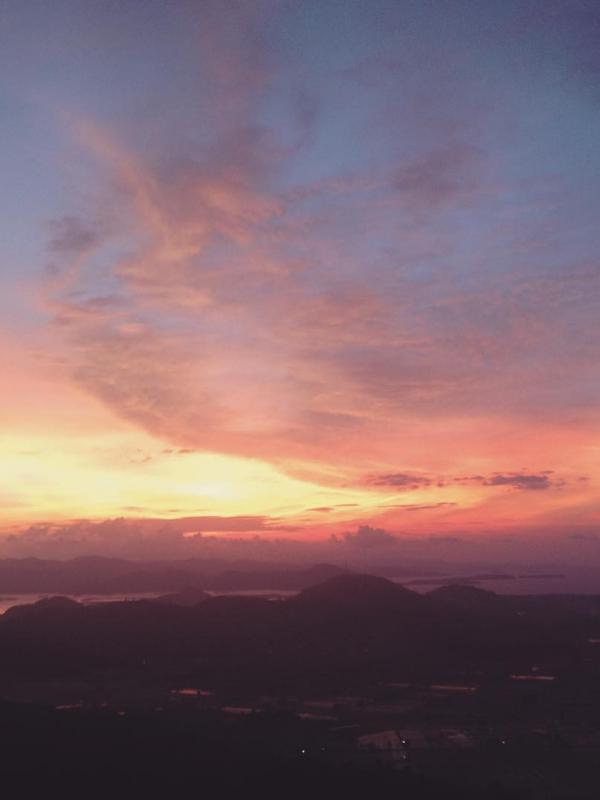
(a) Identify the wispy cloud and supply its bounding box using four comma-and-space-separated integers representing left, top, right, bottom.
1, 0, 598, 542
366, 471, 570, 492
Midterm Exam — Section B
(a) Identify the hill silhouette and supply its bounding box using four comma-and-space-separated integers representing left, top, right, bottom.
427, 583, 502, 610
296, 573, 422, 606
0, 572, 595, 693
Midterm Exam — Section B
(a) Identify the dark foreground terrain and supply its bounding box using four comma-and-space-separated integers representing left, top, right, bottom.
0, 700, 538, 800
2, 573, 600, 798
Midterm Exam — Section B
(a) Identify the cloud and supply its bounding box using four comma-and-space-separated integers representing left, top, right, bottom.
30, 0, 600, 520
381, 502, 457, 511
393, 142, 484, 211
4, 513, 600, 566
0, 515, 293, 560
366, 473, 434, 490
47, 215, 100, 257
456, 472, 566, 491
343, 525, 398, 548
44, 122, 598, 480
366, 470, 569, 492
482, 473, 555, 491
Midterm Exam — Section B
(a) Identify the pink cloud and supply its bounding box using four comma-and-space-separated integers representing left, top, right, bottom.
31, 6, 599, 531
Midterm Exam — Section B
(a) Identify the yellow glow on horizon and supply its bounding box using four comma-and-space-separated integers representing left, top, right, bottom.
0, 428, 415, 528
2, 330, 595, 538
0, 335, 473, 534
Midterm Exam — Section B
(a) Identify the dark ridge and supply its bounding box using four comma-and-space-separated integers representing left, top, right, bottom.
2, 595, 83, 620
427, 583, 501, 606
295, 573, 422, 607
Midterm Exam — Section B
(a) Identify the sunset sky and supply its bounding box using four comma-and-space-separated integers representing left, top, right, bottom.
1, 0, 599, 561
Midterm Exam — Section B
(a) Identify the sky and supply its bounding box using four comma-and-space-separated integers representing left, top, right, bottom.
1, 0, 599, 563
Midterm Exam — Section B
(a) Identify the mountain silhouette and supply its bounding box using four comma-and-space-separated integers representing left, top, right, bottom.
0, 572, 594, 693
427, 583, 503, 610
295, 573, 424, 610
